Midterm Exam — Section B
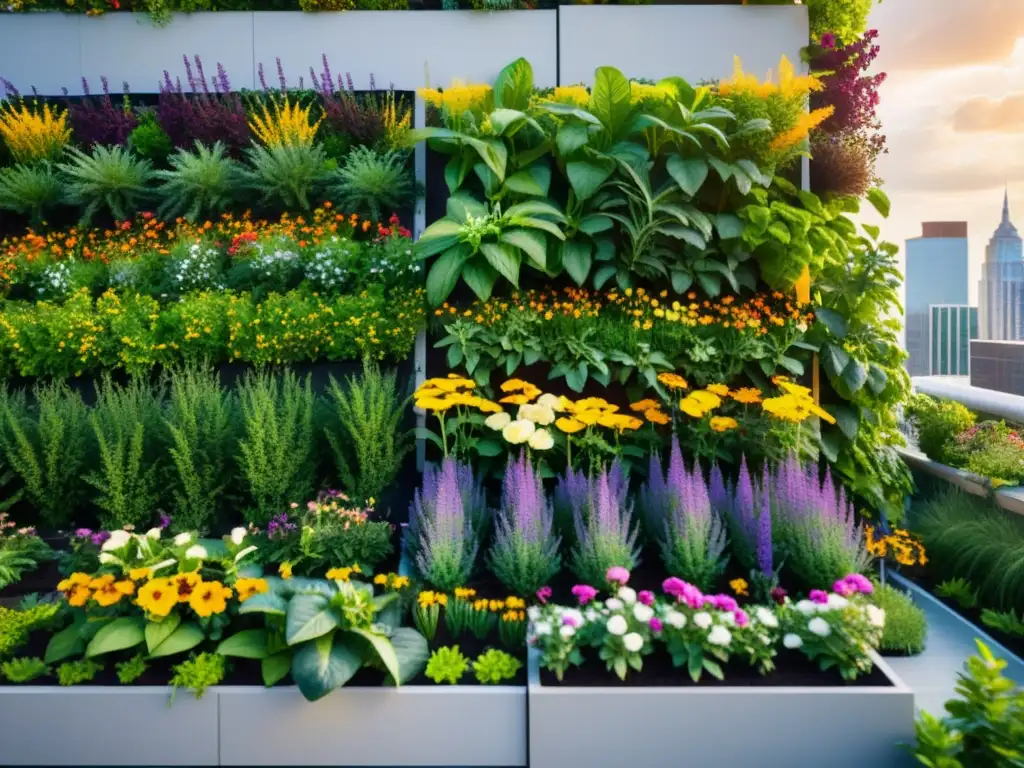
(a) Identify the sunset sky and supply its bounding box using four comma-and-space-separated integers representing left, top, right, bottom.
868, 0, 1024, 304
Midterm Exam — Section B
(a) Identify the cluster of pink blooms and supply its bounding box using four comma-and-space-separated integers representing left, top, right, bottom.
663, 576, 750, 628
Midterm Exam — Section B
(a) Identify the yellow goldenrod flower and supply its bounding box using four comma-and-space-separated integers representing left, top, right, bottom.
770, 106, 835, 151
249, 96, 323, 148
0, 100, 71, 163
418, 80, 493, 117
550, 85, 590, 108
630, 82, 673, 104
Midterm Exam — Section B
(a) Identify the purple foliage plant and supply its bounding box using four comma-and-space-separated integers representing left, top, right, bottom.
311, 55, 385, 147
65, 77, 137, 148
157, 55, 250, 156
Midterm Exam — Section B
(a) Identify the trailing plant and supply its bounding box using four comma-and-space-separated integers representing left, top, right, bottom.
154, 141, 245, 222
0, 163, 62, 226
473, 648, 521, 684
425, 645, 469, 685
241, 142, 328, 212
328, 146, 416, 222
115, 654, 149, 684
58, 145, 154, 226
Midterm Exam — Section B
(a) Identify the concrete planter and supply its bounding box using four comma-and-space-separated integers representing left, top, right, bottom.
527, 649, 916, 768
898, 447, 1024, 516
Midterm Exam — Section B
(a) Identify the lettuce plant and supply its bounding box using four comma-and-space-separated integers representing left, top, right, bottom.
473, 649, 521, 684
425, 646, 469, 685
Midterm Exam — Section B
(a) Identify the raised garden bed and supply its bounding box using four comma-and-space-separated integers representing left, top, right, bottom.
899, 448, 1024, 517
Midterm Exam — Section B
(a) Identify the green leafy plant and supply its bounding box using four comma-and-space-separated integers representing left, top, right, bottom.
0, 602, 61, 658
498, 611, 526, 650
128, 110, 173, 163
444, 597, 496, 641
473, 648, 522, 684
85, 376, 165, 530
911, 640, 1024, 767
154, 141, 244, 222
0, 163, 62, 226
0, 656, 49, 683
236, 370, 316, 526
163, 366, 237, 534
873, 583, 927, 656
805, 0, 874, 46
242, 143, 328, 211
328, 146, 416, 222
58, 145, 154, 225
981, 608, 1024, 639
906, 394, 976, 466
169, 652, 225, 701
57, 658, 103, 686
935, 578, 979, 611
425, 645, 469, 685
0, 513, 52, 592
413, 593, 442, 644
116, 653, 149, 684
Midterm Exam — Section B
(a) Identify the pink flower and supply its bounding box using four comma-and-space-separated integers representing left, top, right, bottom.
832, 579, 856, 597
606, 566, 630, 586
821, 32, 837, 49
662, 577, 687, 599
571, 584, 598, 605
842, 573, 873, 595
734, 609, 750, 628
536, 586, 552, 604
638, 590, 654, 606
810, 589, 830, 604
649, 617, 663, 633
704, 594, 738, 613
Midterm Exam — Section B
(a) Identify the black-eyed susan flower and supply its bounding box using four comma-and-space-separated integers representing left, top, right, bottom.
136, 578, 178, 617
189, 581, 233, 618
235, 578, 269, 602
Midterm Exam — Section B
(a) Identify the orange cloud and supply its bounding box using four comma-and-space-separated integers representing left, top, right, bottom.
953, 93, 1024, 133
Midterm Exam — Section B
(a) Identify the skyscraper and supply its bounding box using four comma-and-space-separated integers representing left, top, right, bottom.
905, 222, 970, 376
978, 191, 1024, 341
929, 304, 978, 376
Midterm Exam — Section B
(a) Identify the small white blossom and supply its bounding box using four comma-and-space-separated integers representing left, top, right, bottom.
534, 621, 552, 636
665, 610, 686, 629
230, 527, 247, 546
808, 617, 832, 637
617, 587, 637, 605
605, 598, 624, 612
185, 545, 208, 560
795, 599, 818, 616
693, 611, 712, 630
707, 626, 732, 647
827, 594, 850, 610
527, 606, 541, 622
867, 604, 886, 629
754, 607, 779, 629
559, 625, 576, 639
719, 611, 735, 626
584, 608, 600, 623
173, 532, 193, 546
562, 608, 585, 628
623, 632, 644, 653
102, 530, 132, 551
606, 615, 628, 636
98, 552, 119, 565
145, 527, 162, 540
632, 603, 654, 623
783, 633, 803, 649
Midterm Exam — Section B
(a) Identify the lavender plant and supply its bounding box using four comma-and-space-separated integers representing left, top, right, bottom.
569, 461, 640, 587
553, 466, 587, 543
407, 458, 480, 591
639, 439, 727, 591
488, 453, 561, 596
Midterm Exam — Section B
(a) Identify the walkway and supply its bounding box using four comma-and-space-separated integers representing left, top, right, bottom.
886, 573, 1024, 717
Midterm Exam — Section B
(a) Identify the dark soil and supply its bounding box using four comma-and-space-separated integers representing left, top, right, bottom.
0, 559, 62, 600
541, 649, 892, 688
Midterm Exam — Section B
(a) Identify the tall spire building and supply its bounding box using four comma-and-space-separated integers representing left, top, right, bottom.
978, 191, 1024, 340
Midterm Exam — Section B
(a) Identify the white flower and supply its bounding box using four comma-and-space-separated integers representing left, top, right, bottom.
783, 633, 803, 649
145, 527, 162, 540
605, 598, 624, 612
102, 529, 132, 551
559, 625, 576, 639
754, 607, 779, 629
485, 412, 512, 431
534, 621, 552, 636
527, 606, 541, 622
149, 558, 176, 574
536, 393, 564, 412
827, 594, 850, 610
502, 419, 536, 445
632, 603, 654, 623
693, 612, 713, 629
795, 599, 817, 616
562, 608, 585, 627
98, 552, 119, 565
617, 587, 637, 605
606, 615, 628, 636
173, 532, 193, 546
584, 608, 599, 623
708, 625, 732, 647
230, 527, 247, 546
867, 604, 886, 628
719, 611, 735, 626
185, 545, 208, 560
518, 403, 556, 426
665, 610, 686, 629
808, 617, 832, 637
528, 428, 554, 451
623, 632, 644, 653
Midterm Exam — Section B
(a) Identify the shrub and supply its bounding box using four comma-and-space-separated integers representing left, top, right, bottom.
0, 100, 70, 164
128, 110, 174, 163
115, 654, 148, 684
805, 0, 874, 47
948, 421, 1024, 486
915, 490, 1024, 612
324, 363, 411, 505
170, 653, 225, 700
311, 59, 384, 148
242, 143, 328, 212
810, 135, 873, 198
236, 370, 316, 526
58, 145, 154, 225
57, 659, 102, 686
328, 146, 416, 222
0, 163, 62, 225
873, 583, 927, 655
905, 394, 975, 465
157, 57, 250, 156
154, 141, 244, 222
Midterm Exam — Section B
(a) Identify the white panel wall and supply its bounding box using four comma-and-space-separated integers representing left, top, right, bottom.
558, 5, 808, 85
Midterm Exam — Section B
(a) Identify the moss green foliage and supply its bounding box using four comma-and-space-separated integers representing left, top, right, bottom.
154, 141, 244, 222
128, 110, 173, 163
935, 578, 979, 610
115, 653, 149, 684
906, 394, 975, 466
58, 145, 155, 226
981, 608, 1024, 639
163, 366, 237, 533
0, 163, 62, 225
873, 584, 927, 656
806, 0, 875, 46
473, 649, 521, 684
328, 147, 416, 222
170, 653, 225, 700
913, 640, 1024, 767
237, 371, 315, 526
0, 602, 61, 658
0, 382, 90, 530
425, 646, 469, 685
85, 376, 165, 530
0, 656, 49, 683
241, 143, 328, 211
324, 363, 411, 505
915, 490, 1024, 611
57, 659, 103, 686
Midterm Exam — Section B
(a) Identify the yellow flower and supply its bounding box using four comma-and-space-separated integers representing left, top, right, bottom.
189, 581, 233, 618
505, 596, 526, 609
136, 578, 178, 617
576, 397, 613, 412
374, 574, 389, 585
475, 399, 504, 414
279, 562, 293, 580
630, 82, 674, 104
129, 567, 152, 581
689, 390, 722, 410
169, 572, 202, 603
730, 578, 749, 597
657, 372, 689, 391
455, 587, 477, 600
644, 408, 671, 425
629, 399, 660, 412
679, 397, 709, 419
418, 80, 493, 116
0, 101, 71, 163
731, 387, 763, 404
599, 413, 643, 432
770, 106, 835, 151
710, 416, 739, 432
777, 381, 812, 398
414, 387, 444, 399
58, 573, 93, 602
489, 599, 505, 612
551, 85, 590, 108
418, 590, 447, 608
706, 384, 730, 397
762, 394, 811, 423
326, 567, 355, 581
416, 396, 453, 412
91, 578, 135, 607
556, 416, 585, 433
235, 578, 269, 602
500, 379, 530, 393
248, 96, 323, 148
499, 394, 532, 405
67, 585, 91, 608
390, 575, 411, 589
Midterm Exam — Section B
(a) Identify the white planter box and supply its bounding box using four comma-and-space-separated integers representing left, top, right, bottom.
527, 649, 916, 768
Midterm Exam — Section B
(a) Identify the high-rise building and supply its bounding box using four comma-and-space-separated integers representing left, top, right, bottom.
905, 222, 970, 376
978, 192, 1024, 341
929, 304, 978, 376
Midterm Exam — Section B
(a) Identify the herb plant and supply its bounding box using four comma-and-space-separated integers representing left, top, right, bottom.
0, 656, 49, 683
328, 147, 416, 222
473, 649, 521, 684
425, 646, 469, 685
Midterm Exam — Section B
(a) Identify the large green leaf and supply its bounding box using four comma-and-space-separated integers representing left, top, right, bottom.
538, 100, 602, 125
814, 307, 848, 339
480, 242, 521, 287
556, 123, 590, 157
426, 244, 472, 307
237, 590, 288, 616
145, 612, 181, 655
218, 629, 271, 660
348, 628, 401, 684
715, 213, 744, 240
45, 623, 85, 665
561, 240, 593, 286
505, 199, 568, 223
503, 163, 551, 197
387, 627, 430, 685
285, 593, 339, 646
579, 214, 613, 235
148, 623, 204, 659
589, 66, 633, 140
821, 342, 851, 378
493, 57, 534, 111
262, 651, 292, 687
500, 228, 547, 269
85, 616, 145, 658
444, 152, 473, 195
446, 191, 488, 223
415, 218, 461, 258
866, 187, 891, 219
666, 156, 709, 198
567, 160, 614, 201
842, 358, 868, 394
462, 258, 499, 301
866, 363, 889, 396
291, 632, 361, 702
832, 404, 861, 441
